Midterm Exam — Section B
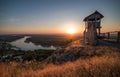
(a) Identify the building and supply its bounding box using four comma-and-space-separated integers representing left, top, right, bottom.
83, 11, 104, 45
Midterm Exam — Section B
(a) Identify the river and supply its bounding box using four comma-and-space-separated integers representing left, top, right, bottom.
10, 36, 56, 51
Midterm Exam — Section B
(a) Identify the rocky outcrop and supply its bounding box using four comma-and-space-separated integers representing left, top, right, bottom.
45, 39, 120, 64
45, 40, 86, 64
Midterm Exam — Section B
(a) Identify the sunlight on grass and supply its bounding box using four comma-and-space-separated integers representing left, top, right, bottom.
0, 50, 120, 77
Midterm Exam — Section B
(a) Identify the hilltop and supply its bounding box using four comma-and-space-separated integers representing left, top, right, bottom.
0, 39, 120, 77
45, 39, 120, 64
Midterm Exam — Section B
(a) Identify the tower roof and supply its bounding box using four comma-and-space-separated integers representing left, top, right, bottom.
83, 11, 104, 21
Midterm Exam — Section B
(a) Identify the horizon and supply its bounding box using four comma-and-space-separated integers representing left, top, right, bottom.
0, 33, 83, 37
0, 0, 120, 34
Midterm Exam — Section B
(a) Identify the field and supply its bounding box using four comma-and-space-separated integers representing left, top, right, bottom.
0, 45, 120, 77
25, 34, 81, 46
0, 34, 25, 42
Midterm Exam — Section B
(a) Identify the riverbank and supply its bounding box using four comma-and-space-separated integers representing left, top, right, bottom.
10, 36, 56, 51
0, 34, 81, 51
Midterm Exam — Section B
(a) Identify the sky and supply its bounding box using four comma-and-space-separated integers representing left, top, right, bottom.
0, 0, 120, 34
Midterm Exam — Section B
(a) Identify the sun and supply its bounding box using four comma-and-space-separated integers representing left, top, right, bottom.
66, 28, 76, 34
61, 22, 79, 34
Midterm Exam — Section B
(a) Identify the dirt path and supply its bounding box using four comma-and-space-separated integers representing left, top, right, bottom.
99, 39, 120, 48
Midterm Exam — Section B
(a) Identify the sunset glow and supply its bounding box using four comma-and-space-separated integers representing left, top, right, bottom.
66, 27, 77, 34
0, 0, 120, 34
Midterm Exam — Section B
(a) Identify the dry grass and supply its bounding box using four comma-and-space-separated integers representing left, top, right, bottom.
0, 47, 120, 77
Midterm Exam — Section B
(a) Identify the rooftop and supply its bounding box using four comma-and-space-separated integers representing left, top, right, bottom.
83, 11, 104, 21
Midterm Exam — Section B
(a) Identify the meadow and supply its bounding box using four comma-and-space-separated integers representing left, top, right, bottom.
0, 46, 120, 77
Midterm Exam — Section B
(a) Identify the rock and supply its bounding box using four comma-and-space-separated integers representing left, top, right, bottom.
45, 40, 86, 64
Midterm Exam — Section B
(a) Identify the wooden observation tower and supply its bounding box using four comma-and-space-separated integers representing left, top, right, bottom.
83, 11, 104, 45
